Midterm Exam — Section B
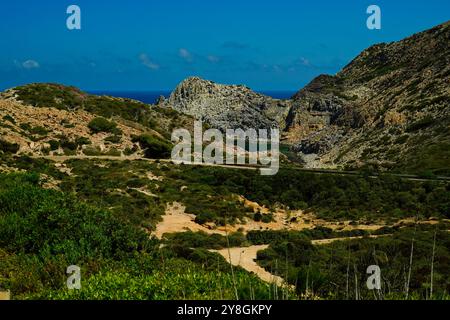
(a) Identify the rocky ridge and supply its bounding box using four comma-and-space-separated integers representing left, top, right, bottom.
163, 77, 291, 131
164, 21, 450, 174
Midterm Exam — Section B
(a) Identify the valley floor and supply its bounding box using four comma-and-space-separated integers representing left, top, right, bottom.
1, 155, 449, 300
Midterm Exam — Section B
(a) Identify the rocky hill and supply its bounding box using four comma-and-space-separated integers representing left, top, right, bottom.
286, 21, 450, 174
163, 77, 291, 131
0, 83, 193, 159
164, 21, 449, 175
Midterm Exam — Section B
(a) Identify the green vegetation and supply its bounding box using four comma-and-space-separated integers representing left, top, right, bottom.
163, 231, 247, 249
19, 123, 48, 136
253, 212, 275, 223
2, 115, 16, 124
75, 136, 91, 146
394, 135, 409, 144
246, 228, 378, 245
398, 141, 450, 176
3, 156, 450, 226
132, 134, 172, 159
88, 117, 120, 134
168, 166, 450, 221
0, 172, 283, 300
0, 123, 448, 300
0, 139, 20, 154
105, 134, 122, 144
256, 225, 450, 299
42, 265, 278, 300
0, 173, 148, 261
13, 83, 86, 110
82, 146, 103, 156
406, 116, 436, 132
48, 140, 60, 151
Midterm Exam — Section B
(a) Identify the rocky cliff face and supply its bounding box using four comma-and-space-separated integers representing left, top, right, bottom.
165, 77, 291, 131
165, 21, 449, 174
286, 21, 450, 172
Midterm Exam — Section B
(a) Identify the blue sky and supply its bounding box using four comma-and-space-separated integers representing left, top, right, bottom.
0, 0, 449, 91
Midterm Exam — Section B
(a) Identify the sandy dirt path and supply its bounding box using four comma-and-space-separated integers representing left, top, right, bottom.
154, 202, 229, 239
211, 245, 285, 286
154, 197, 388, 239
211, 234, 394, 285
0, 290, 10, 300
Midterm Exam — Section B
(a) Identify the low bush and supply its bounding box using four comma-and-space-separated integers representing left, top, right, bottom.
0, 139, 20, 154
406, 116, 435, 132
88, 117, 119, 134
132, 134, 172, 159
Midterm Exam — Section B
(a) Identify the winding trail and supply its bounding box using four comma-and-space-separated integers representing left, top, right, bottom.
211, 234, 393, 286
211, 245, 285, 286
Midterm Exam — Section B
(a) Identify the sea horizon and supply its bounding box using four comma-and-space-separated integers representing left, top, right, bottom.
88, 90, 297, 104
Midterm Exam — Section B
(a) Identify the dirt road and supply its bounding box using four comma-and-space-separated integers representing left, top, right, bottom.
211, 245, 285, 286
33, 155, 450, 182
154, 202, 229, 239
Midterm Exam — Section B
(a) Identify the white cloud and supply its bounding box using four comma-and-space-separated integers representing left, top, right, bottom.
207, 55, 220, 63
297, 57, 311, 67
179, 48, 193, 62
139, 53, 160, 70
21, 60, 40, 69
273, 65, 282, 73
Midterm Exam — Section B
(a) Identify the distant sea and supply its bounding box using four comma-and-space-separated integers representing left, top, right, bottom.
88, 90, 296, 105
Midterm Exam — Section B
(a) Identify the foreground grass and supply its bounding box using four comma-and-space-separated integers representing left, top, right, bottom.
0, 172, 291, 300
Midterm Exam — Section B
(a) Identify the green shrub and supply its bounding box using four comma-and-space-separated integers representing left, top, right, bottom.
0, 139, 20, 154
256, 226, 450, 299
194, 212, 215, 225
406, 116, 435, 132
124, 146, 137, 156
63, 148, 77, 156
394, 135, 409, 144
253, 212, 263, 222
82, 146, 102, 156
88, 117, 119, 134
163, 231, 246, 249
261, 213, 274, 223
2, 115, 16, 124
48, 140, 60, 151
104, 148, 121, 157
75, 137, 91, 146
29, 126, 48, 136
60, 138, 77, 151
132, 134, 172, 159
12, 83, 193, 143
105, 135, 122, 144
39, 263, 282, 300
0, 173, 150, 260
19, 123, 48, 136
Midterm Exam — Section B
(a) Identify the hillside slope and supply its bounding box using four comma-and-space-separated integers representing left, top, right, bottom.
0, 83, 193, 158
162, 22, 449, 175
286, 21, 450, 174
